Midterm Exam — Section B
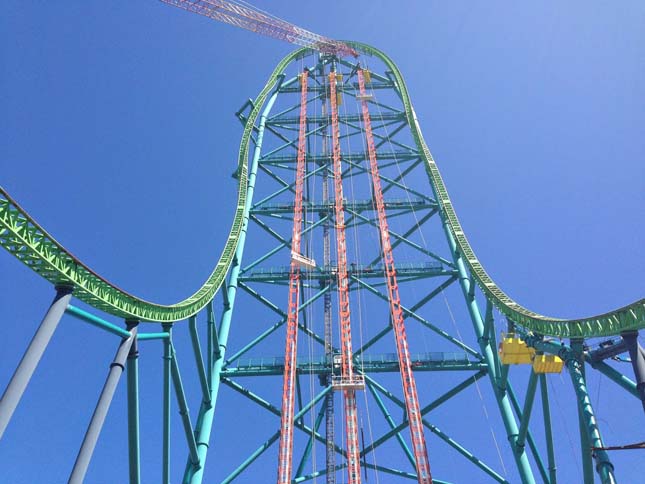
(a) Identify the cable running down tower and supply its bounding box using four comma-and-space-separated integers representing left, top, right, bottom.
357, 68, 433, 484
329, 70, 364, 484
276, 69, 309, 484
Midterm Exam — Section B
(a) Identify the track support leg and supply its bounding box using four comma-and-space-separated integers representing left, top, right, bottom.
621, 330, 645, 414
69, 326, 137, 483
0, 285, 73, 439
566, 341, 616, 484
126, 320, 141, 484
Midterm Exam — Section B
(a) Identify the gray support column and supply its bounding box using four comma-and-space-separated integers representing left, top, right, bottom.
69, 327, 137, 484
0, 285, 73, 439
126, 320, 140, 484
621, 330, 645, 414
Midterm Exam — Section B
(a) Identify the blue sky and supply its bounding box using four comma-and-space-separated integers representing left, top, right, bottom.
1, 1, 644, 483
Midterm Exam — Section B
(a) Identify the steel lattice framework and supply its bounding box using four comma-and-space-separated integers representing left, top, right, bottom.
0, 40, 644, 484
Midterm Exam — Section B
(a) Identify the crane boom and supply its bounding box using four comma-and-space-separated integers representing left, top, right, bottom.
159, 0, 357, 57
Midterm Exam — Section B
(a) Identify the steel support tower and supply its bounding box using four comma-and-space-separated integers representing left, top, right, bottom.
1, 41, 644, 484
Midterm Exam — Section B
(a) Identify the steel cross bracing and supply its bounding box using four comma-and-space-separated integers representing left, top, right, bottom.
1, 40, 644, 484
357, 68, 433, 484
328, 70, 363, 484
276, 69, 308, 484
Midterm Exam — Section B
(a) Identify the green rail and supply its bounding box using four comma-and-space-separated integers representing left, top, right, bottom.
0, 49, 302, 322
0, 43, 642, 336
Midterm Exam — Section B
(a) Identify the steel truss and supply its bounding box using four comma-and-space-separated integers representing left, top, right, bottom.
1, 43, 643, 484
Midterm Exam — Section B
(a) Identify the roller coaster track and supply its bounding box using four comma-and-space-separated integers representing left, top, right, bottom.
1, 42, 643, 337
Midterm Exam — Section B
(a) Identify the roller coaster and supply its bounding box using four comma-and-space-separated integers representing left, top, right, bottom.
1, 3, 643, 484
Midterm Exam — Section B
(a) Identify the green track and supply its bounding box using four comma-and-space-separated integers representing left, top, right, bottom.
1, 43, 642, 337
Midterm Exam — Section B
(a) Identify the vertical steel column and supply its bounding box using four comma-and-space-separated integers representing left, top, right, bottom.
126, 320, 141, 484
69, 326, 137, 484
357, 68, 432, 484
183, 85, 282, 484
571, 339, 594, 484
565, 344, 616, 484
277, 68, 309, 484
621, 330, 645, 413
329, 69, 362, 484
319, 61, 336, 484
0, 285, 73, 439
162, 323, 172, 484
516, 371, 538, 451
539, 375, 557, 484
435, 213, 535, 484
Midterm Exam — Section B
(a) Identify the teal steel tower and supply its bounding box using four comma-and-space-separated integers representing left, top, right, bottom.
1, 39, 644, 484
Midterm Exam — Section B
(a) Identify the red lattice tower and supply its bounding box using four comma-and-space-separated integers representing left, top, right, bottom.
276, 69, 308, 484
329, 71, 362, 484
357, 68, 433, 484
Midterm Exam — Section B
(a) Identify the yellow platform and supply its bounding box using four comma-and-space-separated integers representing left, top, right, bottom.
499, 335, 535, 365
532, 354, 564, 374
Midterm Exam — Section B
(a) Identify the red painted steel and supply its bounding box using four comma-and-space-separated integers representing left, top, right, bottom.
160, 0, 357, 57
357, 69, 433, 484
276, 70, 308, 484
328, 72, 362, 484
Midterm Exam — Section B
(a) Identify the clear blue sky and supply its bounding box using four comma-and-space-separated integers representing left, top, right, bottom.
1, 1, 643, 483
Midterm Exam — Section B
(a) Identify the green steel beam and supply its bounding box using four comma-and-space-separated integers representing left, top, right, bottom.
295, 400, 326, 478
366, 380, 416, 468
360, 372, 487, 456
222, 352, 484, 377
540, 375, 557, 484
422, 421, 510, 484
590, 360, 639, 399
221, 431, 280, 484
162, 324, 172, 484
169, 343, 200, 468
0, 42, 642, 335
516, 372, 539, 450
126, 320, 141, 484
508, 382, 549, 484
188, 315, 211, 405
569, 352, 616, 484
523, 336, 617, 484
351, 276, 482, 357
183, 70, 289, 484
66, 304, 131, 338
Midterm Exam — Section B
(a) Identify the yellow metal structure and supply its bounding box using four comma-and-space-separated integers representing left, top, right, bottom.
532, 354, 564, 374
499, 334, 535, 365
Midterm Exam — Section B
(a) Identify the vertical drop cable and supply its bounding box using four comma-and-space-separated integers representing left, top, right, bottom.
357, 68, 433, 484
320, 61, 336, 484
276, 69, 308, 484
329, 69, 363, 484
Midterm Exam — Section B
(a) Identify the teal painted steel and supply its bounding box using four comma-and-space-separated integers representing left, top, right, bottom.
169, 342, 200, 468
516, 372, 539, 450
66, 304, 131, 338
540, 375, 557, 484
183, 74, 285, 484
188, 316, 211, 404
437, 219, 535, 483
162, 323, 172, 484
568, 356, 616, 484
126, 321, 141, 484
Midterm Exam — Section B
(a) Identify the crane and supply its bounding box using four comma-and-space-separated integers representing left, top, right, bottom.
159, 0, 358, 57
